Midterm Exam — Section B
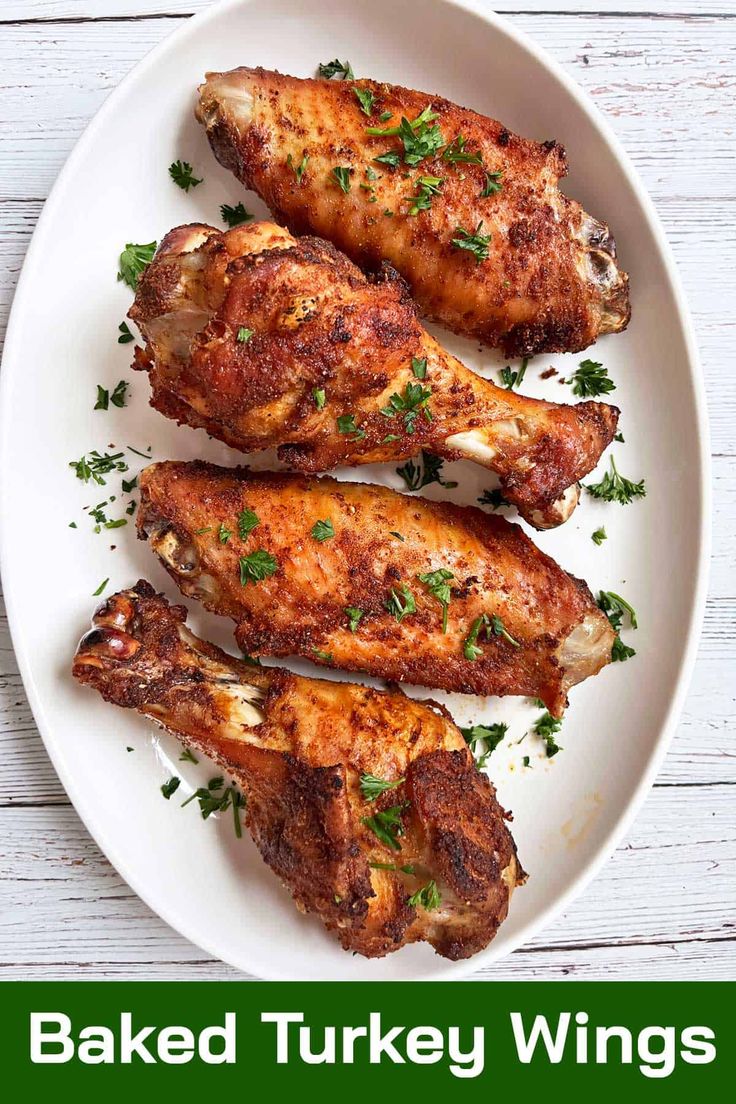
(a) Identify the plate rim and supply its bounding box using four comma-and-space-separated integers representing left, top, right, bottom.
0, 0, 711, 980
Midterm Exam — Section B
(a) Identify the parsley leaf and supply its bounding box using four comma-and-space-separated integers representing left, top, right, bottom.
367, 106, 444, 168
417, 568, 454, 632
161, 776, 181, 800
406, 175, 443, 215
361, 802, 409, 851
407, 880, 441, 911
94, 385, 110, 411
384, 584, 416, 623
117, 241, 157, 290
318, 59, 354, 80
460, 722, 508, 769
218, 523, 231, 544
92, 577, 109, 597
287, 152, 309, 183
312, 387, 326, 410
478, 487, 510, 510
311, 518, 335, 542
360, 773, 405, 802
220, 202, 252, 227
336, 413, 365, 440
179, 747, 199, 764
597, 590, 638, 663
110, 379, 129, 407
585, 456, 646, 505
380, 381, 432, 434
237, 507, 259, 540
396, 451, 458, 492
442, 135, 482, 164
489, 613, 520, 648
69, 450, 128, 486
117, 321, 134, 344
592, 526, 607, 545
345, 606, 364, 632
499, 358, 529, 390
533, 712, 563, 757
238, 550, 278, 585
330, 166, 352, 193
463, 616, 486, 661
168, 160, 202, 192
353, 86, 375, 116
237, 326, 254, 343
312, 648, 334, 663
411, 356, 428, 379
481, 170, 503, 196
452, 221, 491, 263
565, 358, 615, 398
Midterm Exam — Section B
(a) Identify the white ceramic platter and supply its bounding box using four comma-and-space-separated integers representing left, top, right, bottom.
0, 0, 709, 980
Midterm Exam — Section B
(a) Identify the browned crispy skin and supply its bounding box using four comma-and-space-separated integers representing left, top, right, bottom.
196, 68, 630, 356
130, 222, 618, 529
137, 461, 615, 716
72, 581, 523, 960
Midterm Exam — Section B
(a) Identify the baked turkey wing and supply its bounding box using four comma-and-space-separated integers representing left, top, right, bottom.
130, 222, 619, 529
196, 67, 630, 356
137, 461, 615, 716
72, 581, 523, 960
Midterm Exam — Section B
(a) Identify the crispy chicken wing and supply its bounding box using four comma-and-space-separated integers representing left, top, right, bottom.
73, 581, 523, 960
196, 67, 630, 356
130, 222, 619, 529
137, 461, 614, 716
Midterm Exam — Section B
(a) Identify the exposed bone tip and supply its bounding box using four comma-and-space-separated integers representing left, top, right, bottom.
521, 483, 580, 530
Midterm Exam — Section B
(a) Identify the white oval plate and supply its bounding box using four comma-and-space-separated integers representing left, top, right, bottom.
0, 0, 708, 980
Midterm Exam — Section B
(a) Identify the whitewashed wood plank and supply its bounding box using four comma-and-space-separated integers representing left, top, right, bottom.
3, 2, 734, 22
0, 16, 734, 201
0, 786, 732, 978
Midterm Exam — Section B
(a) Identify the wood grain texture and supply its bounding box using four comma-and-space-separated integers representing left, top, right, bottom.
0, 1, 734, 980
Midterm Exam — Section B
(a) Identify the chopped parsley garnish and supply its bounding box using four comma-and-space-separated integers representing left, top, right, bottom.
220, 202, 252, 227
451, 221, 491, 263
592, 526, 607, 545
565, 358, 615, 398
318, 58, 354, 80
411, 356, 428, 380
94, 385, 109, 410
312, 387, 326, 410
236, 326, 254, 344
481, 170, 503, 196
359, 773, 405, 802
237, 507, 259, 540
380, 381, 432, 434
374, 150, 401, 169
614, 431, 625, 443
92, 577, 109, 597
353, 86, 375, 116
389, 531, 405, 541
181, 776, 246, 836
122, 475, 137, 494
117, 241, 157, 289
533, 712, 563, 757
417, 568, 453, 632
478, 487, 510, 510
361, 801, 409, 851
384, 584, 416, 623
287, 152, 310, 183
442, 134, 482, 164
117, 321, 134, 344
367, 105, 444, 168
218, 523, 232, 543
345, 606, 364, 632
179, 747, 199, 764
168, 160, 202, 192
499, 358, 529, 390
464, 613, 519, 658
406, 175, 443, 215
597, 590, 638, 662
523, 755, 530, 768
239, 550, 278, 585
396, 451, 457, 492
460, 722, 509, 769
407, 879, 441, 911
585, 456, 646, 505
311, 518, 335, 542
312, 648, 334, 663
369, 862, 416, 873
69, 450, 128, 485
330, 166, 352, 193
85, 499, 128, 532
336, 412, 365, 440
161, 776, 181, 800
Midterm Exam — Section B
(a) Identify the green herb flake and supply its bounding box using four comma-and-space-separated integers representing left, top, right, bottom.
161, 776, 181, 800
533, 711, 563, 758
179, 747, 199, 764
69, 450, 128, 486
92, 577, 109, 597
312, 387, 326, 410
238, 550, 278, 586
361, 802, 409, 851
236, 326, 254, 344
168, 160, 202, 192
585, 456, 646, 506
406, 175, 443, 216
451, 221, 491, 263
597, 590, 638, 663
331, 166, 352, 193
218, 523, 232, 544
417, 568, 454, 633
566, 358, 615, 398
478, 487, 510, 510
287, 152, 309, 183
117, 321, 135, 344
336, 413, 365, 440
411, 356, 428, 379
499, 358, 529, 390
311, 518, 335, 542
345, 606, 364, 632
117, 241, 157, 290
592, 526, 607, 546
407, 879, 441, 911
237, 507, 259, 541
397, 451, 458, 492
94, 385, 110, 411
359, 773, 405, 802
380, 380, 432, 434
312, 648, 334, 663
220, 202, 252, 227
318, 59, 354, 80
442, 135, 482, 164
481, 170, 503, 196
353, 86, 375, 116
384, 584, 416, 623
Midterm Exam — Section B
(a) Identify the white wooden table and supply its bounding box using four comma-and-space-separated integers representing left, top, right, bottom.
1, 0, 734, 981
